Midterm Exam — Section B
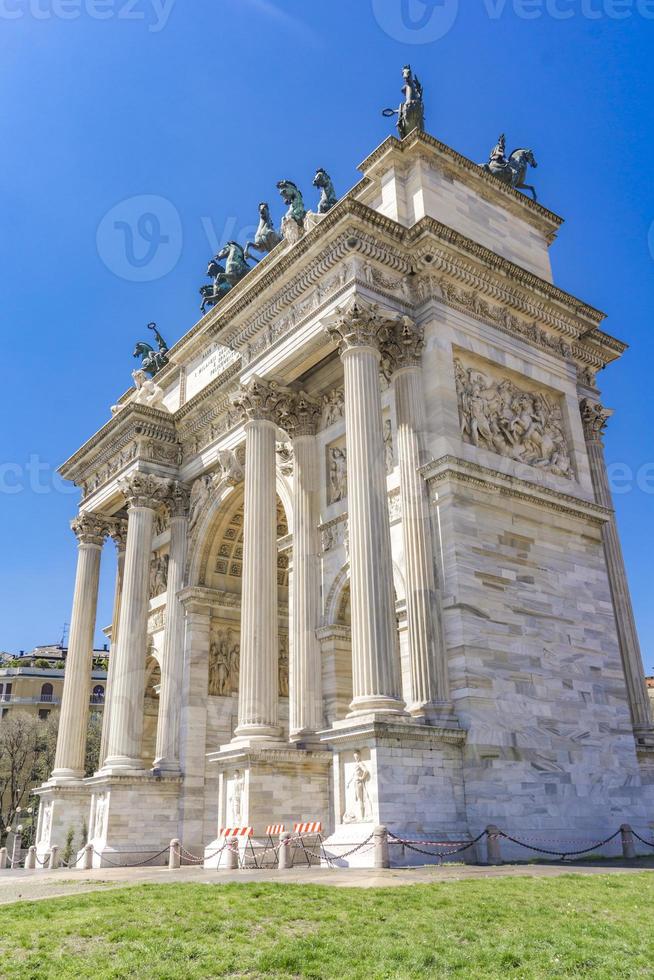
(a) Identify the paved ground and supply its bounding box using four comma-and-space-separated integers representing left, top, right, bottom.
2, 859, 654, 907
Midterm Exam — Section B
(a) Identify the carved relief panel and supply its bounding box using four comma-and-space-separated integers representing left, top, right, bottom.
454, 352, 574, 479
327, 438, 348, 504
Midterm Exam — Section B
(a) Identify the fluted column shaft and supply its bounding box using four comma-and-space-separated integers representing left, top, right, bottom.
327, 302, 405, 716
104, 473, 170, 771
394, 363, 451, 715
236, 417, 280, 737
581, 400, 653, 738
155, 486, 190, 771
286, 394, 323, 738
99, 524, 127, 768
52, 515, 108, 781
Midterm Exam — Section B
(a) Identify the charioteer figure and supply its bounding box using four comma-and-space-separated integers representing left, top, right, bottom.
382, 65, 425, 139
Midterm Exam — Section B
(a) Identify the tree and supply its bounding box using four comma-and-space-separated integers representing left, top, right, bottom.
0, 712, 57, 843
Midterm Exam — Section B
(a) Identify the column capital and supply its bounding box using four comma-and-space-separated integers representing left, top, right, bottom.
282, 391, 322, 438
580, 398, 613, 443
70, 513, 112, 547
324, 299, 392, 356
230, 375, 293, 425
166, 481, 192, 519
117, 472, 173, 510
108, 515, 129, 553
382, 318, 425, 373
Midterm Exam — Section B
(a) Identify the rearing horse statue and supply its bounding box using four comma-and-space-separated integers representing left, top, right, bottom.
313, 168, 337, 214
199, 242, 252, 314
277, 180, 306, 244
482, 135, 539, 201
244, 202, 283, 261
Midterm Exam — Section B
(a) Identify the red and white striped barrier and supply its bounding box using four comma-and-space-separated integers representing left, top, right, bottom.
293, 821, 322, 835
266, 824, 286, 836
218, 827, 253, 839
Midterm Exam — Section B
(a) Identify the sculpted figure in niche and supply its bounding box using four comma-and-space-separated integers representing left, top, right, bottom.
208, 628, 239, 696
454, 358, 573, 479
343, 751, 371, 823
383, 419, 394, 474
278, 635, 289, 698
328, 447, 347, 504
229, 770, 244, 825
322, 389, 344, 428
149, 554, 169, 598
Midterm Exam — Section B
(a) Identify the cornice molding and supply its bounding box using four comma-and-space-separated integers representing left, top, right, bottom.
422, 455, 611, 525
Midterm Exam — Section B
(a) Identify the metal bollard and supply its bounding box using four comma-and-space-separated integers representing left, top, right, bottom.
223, 838, 238, 871
169, 839, 181, 870
25, 846, 36, 870
48, 846, 60, 871
277, 831, 292, 870
485, 825, 503, 865
373, 826, 390, 869
620, 824, 637, 860
0, 847, 7, 870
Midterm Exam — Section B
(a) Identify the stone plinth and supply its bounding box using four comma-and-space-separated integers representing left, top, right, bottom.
85, 773, 182, 868
319, 716, 468, 867
33, 782, 91, 863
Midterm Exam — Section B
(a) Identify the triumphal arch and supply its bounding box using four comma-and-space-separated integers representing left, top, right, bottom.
35, 74, 654, 865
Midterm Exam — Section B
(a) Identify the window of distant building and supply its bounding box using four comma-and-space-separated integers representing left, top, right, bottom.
38, 709, 51, 721
92, 685, 105, 704
40, 683, 54, 702
1, 708, 8, 718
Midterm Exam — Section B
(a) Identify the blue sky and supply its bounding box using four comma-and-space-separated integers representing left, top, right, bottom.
1, 0, 653, 668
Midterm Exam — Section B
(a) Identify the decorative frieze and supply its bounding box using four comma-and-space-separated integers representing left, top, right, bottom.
321, 515, 348, 553
454, 356, 573, 479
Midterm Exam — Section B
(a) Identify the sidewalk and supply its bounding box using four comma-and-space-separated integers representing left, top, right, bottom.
2, 858, 654, 907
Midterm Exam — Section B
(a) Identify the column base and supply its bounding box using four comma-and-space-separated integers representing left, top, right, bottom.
48, 768, 85, 783
231, 723, 283, 744
347, 695, 408, 717
99, 756, 148, 777
408, 700, 459, 728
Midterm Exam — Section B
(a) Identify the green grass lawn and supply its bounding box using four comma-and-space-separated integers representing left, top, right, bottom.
1, 875, 653, 979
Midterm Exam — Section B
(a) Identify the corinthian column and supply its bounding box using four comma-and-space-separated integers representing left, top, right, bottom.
99, 517, 128, 769
325, 300, 405, 716
284, 392, 323, 739
580, 399, 654, 741
154, 482, 190, 773
384, 319, 452, 720
104, 472, 171, 772
52, 513, 110, 781
230, 377, 291, 741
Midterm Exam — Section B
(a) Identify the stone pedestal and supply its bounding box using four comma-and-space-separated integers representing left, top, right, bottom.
33, 782, 91, 863
319, 716, 468, 867
204, 744, 332, 867
85, 773, 182, 868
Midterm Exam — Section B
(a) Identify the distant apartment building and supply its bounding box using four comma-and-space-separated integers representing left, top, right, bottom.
0, 644, 109, 721
647, 677, 654, 712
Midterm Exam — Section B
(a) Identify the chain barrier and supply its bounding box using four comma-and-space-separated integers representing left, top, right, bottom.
35, 852, 50, 868
98, 845, 171, 868
498, 829, 622, 859
630, 830, 654, 849
387, 829, 487, 859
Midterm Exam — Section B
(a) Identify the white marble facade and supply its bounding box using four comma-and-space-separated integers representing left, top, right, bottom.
35, 129, 654, 867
